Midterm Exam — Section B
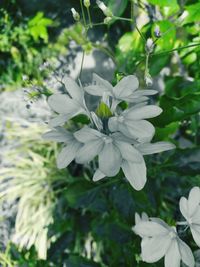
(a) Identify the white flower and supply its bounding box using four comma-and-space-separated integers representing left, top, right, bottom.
74, 126, 175, 190
135, 212, 149, 224
43, 127, 82, 169
179, 186, 200, 247
108, 105, 163, 142
84, 74, 157, 110
133, 219, 195, 267
48, 77, 88, 127
146, 38, 154, 53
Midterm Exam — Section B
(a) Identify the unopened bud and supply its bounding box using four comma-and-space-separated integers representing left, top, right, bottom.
84, 0, 90, 8
145, 71, 153, 86
145, 38, 154, 53
71, 8, 80, 21
154, 25, 161, 38
96, 0, 113, 17
104, 16, 113, 24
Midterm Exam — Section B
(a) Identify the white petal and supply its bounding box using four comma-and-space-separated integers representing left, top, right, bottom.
115, 141, 143, 163
63, 77, 84, 103
75, 139, 104, 163
48, 94, 80, 114
191, 224, 200, 247
42, 128, 73, 143
178, 238, 195, 267
125, 105, 162, 120
142, 235, 171, 263
74, 126, 103, 143
141, 212, 149, 221
135, 213, 141, 224
57, 142, 81, 169
113, 75, 139, 98
108, 117, 118, 132
191, 205, 200, 224
93, 169, 106, 182
48, 114, 69, 127
179, 197, 189, 220
188, 187, 200, 217
133, 221, 169, 237
133, 89, 158, 96
123, 120, 155, 142
122, 158, 146, 190
137, 141, 176, 155
99, 143, 122, 176
84, 73, 113, 96
164, 239, 181, 267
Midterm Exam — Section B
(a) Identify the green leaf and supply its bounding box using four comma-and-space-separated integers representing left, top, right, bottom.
147, 0, 178, 7
66, 255, 101, 267
153, 93, 200, 126
183, 3, 200, 24
154, 122, 179, 141
106, 0, 128, 17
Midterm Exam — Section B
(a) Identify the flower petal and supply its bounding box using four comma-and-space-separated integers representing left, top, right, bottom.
48, 94, 80, 114
75, 139, 104, 163
125, 105, 162, 120
57, 142, 81, 169
123, 120, 155, 143
179, 197, 189, 220
191, 224, 200, 247
122, 158, 146, 190
99, 143, 122, 176
93, 169, 106, 182
113, 75, 139, 98
63, 77, 84, 103
178, 238, 195, 267
48, 114, 70, 127
188, 186, 200, 217
142, 235, 171, 263
133, 221, 169, 237
84, 73, 113, 96
133, 89, 158, 96
108, 117, 118, 132
115, 141, 143, 162
137, 142, 176, 155
74, 126, 103, 143
42, 128, 73, 143
164, 239, 181, 267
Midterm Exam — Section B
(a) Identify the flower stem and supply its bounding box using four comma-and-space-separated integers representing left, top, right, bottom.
86, 7, 92, 28
79, 50, 85, 80
80, 0, 87, 27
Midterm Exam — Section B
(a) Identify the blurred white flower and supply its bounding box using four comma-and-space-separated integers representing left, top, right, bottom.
146, 38, 154, 53
134, 219, 195, 267
135, 212, 149, 225
43, 127, 82, 169
179, 186, 200, 247
108, 105, 162, 142
84, 73, 157, 111
48, 77, 88, 127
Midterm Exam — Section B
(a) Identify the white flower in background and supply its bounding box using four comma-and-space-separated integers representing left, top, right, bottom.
74, 126, 175, 190
135, 212, 149, 224
146, 38, 154, 53
43, 127, 82, 169
48, 77, 88, 127
108, 105, 162, 142
84, 73, 157, 111
133, 219, 195, 267
179, 186, 200, 247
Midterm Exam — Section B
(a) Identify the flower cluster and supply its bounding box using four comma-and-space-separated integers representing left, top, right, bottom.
133, 186, 200, 266
43, 74, 175, 190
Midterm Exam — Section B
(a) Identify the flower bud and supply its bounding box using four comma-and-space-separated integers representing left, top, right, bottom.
154, 25, 161, 38
96, 0, 113, 17
104, 16, 113, 24
71, 8, 80, 21
84, 0, 90, 8
145, 38, 154, 53
144, 71, 153, 86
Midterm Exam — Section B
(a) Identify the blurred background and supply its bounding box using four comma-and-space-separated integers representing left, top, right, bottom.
0, 0, 200, 266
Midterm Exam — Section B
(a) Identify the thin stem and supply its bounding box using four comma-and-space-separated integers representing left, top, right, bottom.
80, 0, 87, 27
114, 16, 132, 22
176, 221, 188, 226
151, 43, 200, 56
86, 7, 92, 28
